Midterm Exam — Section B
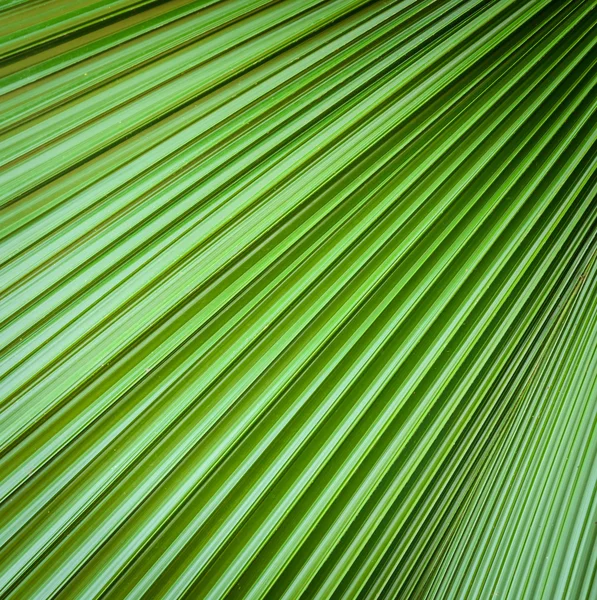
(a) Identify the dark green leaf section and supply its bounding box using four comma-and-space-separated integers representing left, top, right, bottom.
0, 0, 595, 598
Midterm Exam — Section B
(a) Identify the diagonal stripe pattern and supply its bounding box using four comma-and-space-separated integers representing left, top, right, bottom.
0, 0, 596, 598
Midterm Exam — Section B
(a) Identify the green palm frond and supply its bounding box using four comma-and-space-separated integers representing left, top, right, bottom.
0, 0, 595, 598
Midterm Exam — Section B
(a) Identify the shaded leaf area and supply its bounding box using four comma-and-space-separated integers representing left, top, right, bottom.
420, 248, 597, 599
0, 0, 595, 598
389, 250, 597, 599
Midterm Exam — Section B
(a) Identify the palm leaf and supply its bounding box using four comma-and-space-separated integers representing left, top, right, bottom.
0, 0, 595, 598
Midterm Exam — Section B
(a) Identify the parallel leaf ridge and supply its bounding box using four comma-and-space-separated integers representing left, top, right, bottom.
0, 0, 595, 598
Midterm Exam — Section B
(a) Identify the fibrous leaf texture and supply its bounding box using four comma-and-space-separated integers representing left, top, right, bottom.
0, 0, 596, 598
